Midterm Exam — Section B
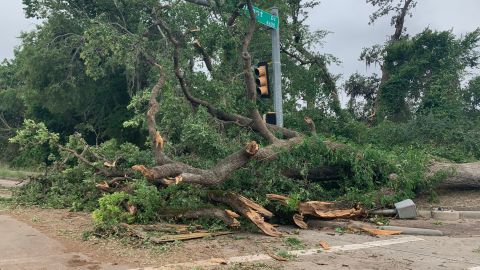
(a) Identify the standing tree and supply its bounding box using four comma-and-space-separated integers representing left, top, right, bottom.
347, 0, 417, 121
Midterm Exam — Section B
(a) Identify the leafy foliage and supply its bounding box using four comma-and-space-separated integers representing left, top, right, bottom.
378, 29, 480, 121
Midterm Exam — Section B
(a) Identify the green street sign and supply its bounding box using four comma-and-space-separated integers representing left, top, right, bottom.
243, 5, 279, 29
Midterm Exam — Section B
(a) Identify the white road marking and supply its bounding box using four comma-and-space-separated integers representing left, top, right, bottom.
467, 267, 480, 270
129, 236, 424, 270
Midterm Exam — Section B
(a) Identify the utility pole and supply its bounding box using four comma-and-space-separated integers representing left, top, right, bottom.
270, 7, 283, 127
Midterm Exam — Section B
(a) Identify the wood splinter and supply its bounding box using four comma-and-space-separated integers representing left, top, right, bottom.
154, 131, 164, 150
132, 165, 155, 180
245, 141, 259, 155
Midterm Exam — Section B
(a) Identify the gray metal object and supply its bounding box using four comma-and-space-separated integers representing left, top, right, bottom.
370, 209, 397, 216
394, 199, 417, 219
270, 7, 283, 128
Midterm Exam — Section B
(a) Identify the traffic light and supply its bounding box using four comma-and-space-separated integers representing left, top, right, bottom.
254, 62, 270, 98
264, 112, 276, 125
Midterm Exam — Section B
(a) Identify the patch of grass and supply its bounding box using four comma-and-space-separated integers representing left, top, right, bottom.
284, 237, 304, 249
473, 247, 480, 254
276, 250, 296, 260
81, 230, 92, 241
432, 221, 443, 226
232, 235, 247, 240
335, 227, 346, 233
228, 262, 282, 270
370, 215, 390, 226
0, 197, 12, 209
148, 240, 183, 255
58, 228, 74, 236
0, 164, 38, 179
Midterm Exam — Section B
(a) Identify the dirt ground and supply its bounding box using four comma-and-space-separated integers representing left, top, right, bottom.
2, 184, 480, 269
0, 205, 293, 268
1, 204, 480, 269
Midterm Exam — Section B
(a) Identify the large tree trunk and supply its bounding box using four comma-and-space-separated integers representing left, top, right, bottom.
283, 160, 480, 189
429, 161, 480, 189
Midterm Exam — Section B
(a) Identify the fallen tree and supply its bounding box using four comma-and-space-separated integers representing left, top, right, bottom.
9, 0, 480, 238
429, 161, 480, 189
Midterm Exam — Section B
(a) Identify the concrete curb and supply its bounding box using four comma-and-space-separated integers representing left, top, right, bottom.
378, 226, 443, 236
417, 209, 480, 220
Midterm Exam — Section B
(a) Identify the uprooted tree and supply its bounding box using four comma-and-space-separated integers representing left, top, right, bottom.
5, 0, 480, 236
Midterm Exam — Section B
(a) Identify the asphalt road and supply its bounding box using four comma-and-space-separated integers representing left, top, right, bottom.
0, 215, 130, 270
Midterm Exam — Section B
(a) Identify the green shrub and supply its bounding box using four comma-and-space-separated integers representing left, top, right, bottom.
91, 180, 165, 230
92, 192, 134, 229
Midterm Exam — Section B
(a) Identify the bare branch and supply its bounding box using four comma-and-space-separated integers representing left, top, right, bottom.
392, 0, 413, 41
145, 58, 174, 166
134, 141, 260, 186
281, 45, 344, 118
0, 113, 13, 130
227, 2, 246, 26
209, 191, 282, 237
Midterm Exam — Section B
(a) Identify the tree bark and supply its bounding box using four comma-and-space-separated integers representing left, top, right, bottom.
429, 161, 480, 189
144, 60, 173, 166
133, 141, 260, 186
392, 0, 413, 41
209, 191, 282, 237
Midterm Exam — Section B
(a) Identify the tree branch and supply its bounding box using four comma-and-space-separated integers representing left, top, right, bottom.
209, 191, 282, 237
144, 58, 174, 166
161, 208, 241, 227
392, 0, 413, 41
226, 2, 246, 26
133, 141, 260, 186
155, 15, 291, 142
281, 45, 344, 118
0, 113, 13, 130
57, 145, 123, 177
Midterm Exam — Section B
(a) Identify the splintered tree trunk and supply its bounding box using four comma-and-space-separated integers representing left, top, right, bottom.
429, 161, 480, 189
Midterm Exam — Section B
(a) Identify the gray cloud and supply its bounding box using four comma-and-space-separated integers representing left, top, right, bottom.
0, 1, 37, 60
306, 0, 480, 80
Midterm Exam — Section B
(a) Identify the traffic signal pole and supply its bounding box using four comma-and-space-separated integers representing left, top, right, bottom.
270, 7, 283, 127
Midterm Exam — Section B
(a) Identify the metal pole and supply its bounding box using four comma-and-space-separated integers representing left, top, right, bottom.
270, 7, 283, 127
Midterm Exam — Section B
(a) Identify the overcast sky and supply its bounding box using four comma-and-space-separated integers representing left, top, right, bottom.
1, 0, 480, 86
